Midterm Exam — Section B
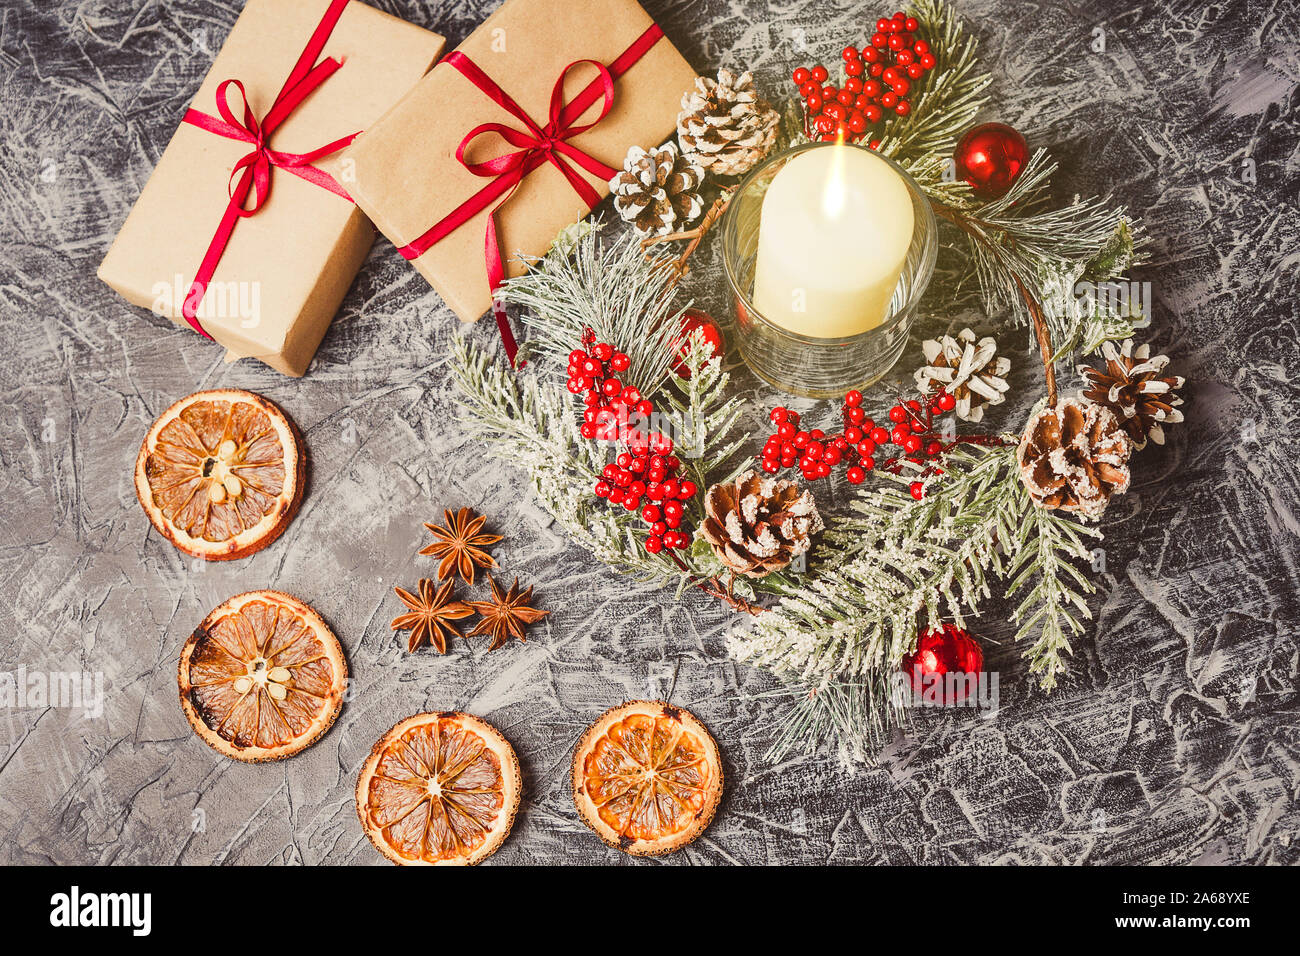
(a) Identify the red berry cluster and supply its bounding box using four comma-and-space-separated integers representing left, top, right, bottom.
757, 389, 957, 491
792, 12, 937, 144
568, 330, 697, 555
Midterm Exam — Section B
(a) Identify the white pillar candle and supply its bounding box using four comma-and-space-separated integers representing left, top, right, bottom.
752, 145, 915, 338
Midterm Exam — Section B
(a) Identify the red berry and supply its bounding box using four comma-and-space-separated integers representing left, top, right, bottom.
891, 425, 910, 444
645, 535, 664, 554
862, 47, 880, 64
862, 456, 876, 470
844, 426, 863, 444
895, 50, 914, 66
793, 431, 810, 448
580, 423, 597, 439
876, 17, 890, 31
847, 466, 866, 484
895, 99, 911, 117
793, 66, 811, 85
824, 446, 842, 466
903, 435, 923, 454
907, 64, 925, 80
837, 89, 854, 107
938, 393, 956, 411
844, 59, 863, 78
846, 407, 866, 425
762, 459, 780, 474
881, 91, 898, 108
888, 406, 908, 423
846, 76, 864, 94
594, 480, 611, 497
610, 352, 630, 372
677, 479, 697, 498
904, 17, 919, 31
842, 45, 859, 61
891, 77, 910, 96
845, 390, 863, 407
857, 439, 877, 456
602, 378, 622, 398
868, 62, 884, 78
623, 495, 641, 511
920, 53, 936, 70
810, 64, 829, 83
770, 407, 788, 424
871, 32, 886, 47
870, 427, 890, 445
635, 399, 654, 418
864, 104, 882, 123
910, 482, 925, 500
926, 441, 943, 456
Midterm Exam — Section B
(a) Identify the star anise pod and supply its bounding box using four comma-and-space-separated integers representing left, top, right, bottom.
391, 578, 474, 654
466, 576, 549, 651
418, 507, 502, 585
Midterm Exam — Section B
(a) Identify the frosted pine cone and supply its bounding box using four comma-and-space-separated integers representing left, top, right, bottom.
1082, 339, 1185, 450
914, 328, 1011, 423
676, 69, 779, 178
608, 142, 705, 238
700, 470, 823, 577
1017, 397, 1132, 519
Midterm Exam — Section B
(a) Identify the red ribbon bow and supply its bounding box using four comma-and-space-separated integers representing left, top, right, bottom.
178, 0, 357, 338
397, 24, 666, 365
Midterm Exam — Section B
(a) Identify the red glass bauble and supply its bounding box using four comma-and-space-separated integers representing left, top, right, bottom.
953, 122, 1029, 199
901, 623, 984, 703
672, 308, 725, 378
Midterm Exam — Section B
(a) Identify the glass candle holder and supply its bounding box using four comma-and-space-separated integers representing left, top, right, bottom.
721, 142, 937, 398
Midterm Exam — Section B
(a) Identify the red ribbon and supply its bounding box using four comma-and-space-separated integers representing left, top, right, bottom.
178, 0, 357, 338
396, 23, 666, 365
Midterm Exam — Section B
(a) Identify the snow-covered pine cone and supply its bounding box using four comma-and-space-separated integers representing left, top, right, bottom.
700, 470, 823, 577
1082, 339, 1185, 450
608, 142, 705, 238
676, 69, 779, 178
1017, 397, 1132, 519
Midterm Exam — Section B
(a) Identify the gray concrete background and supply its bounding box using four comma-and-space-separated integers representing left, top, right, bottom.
1, 0, 1297, 864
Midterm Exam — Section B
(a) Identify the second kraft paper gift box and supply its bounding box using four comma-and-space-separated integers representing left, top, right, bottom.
97, 0, 446, 376
341, 0, 698, 325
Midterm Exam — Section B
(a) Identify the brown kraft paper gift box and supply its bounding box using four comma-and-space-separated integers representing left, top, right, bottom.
342, 0, 697, 324
97, 0, 445, 377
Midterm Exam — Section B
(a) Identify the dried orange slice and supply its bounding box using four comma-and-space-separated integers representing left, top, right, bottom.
135, 388, 305, 560
178, 590, 347, 762
572, 700, 723, 856
356, 712, 521, 866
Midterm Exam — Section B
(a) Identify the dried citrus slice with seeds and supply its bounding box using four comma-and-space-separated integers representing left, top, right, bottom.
572, 700, 723, 856
356, 712, 521, 866
178, 590, 347, 762
135, 389, 305, 560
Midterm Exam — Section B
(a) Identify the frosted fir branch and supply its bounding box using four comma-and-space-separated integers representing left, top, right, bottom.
731, 443, 1102, 760
1006, 496, 1101, 690
938, 152, 1147, 324
499, 225, 686, 394
730, 445, 1023, 686
749, 674, 907, 766
660, 329, 750, 494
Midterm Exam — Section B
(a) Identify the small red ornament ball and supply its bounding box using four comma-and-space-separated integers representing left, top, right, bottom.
953, 122, 1029, 199
672, 308, 725, 378
901, 623, 984, 703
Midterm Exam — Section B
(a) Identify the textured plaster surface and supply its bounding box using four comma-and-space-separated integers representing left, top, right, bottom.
0, 0, 1297, 865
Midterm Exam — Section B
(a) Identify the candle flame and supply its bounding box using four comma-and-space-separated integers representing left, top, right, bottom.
821, 129, 848, 220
